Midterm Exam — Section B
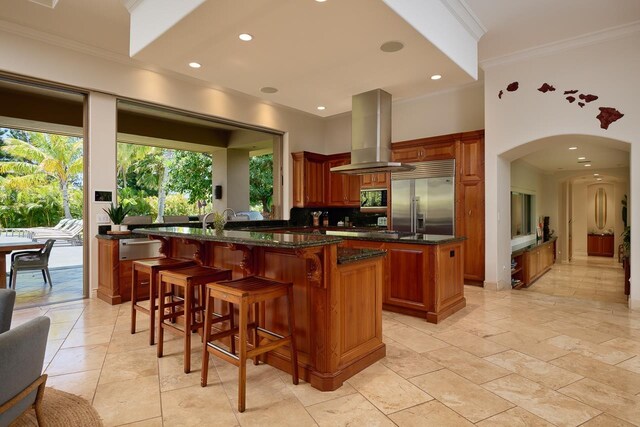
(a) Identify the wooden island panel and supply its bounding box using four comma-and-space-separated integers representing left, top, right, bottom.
162, 237, 385, 391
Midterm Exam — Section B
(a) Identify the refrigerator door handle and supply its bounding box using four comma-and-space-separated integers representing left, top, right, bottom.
411, 197, 418, 233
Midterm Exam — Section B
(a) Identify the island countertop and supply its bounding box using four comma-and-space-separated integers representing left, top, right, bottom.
132, 226, 343, 248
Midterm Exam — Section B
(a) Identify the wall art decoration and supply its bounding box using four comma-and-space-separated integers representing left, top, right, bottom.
498, 81, 624, 130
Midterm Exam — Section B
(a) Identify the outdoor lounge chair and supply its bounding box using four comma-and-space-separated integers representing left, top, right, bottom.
0, 289, 16, 334
29, 220, 83, 245
8, 239, 56, 289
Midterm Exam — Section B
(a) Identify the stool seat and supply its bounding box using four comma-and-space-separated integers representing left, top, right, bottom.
131, 257, 196, 345
157, 265, 232, 374
201, 275, 298, 412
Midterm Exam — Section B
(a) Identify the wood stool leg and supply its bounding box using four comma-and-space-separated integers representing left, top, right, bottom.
238, 299, 248, 413
229, 301, 236, 355
157, 278, 166, 358
149, 270, 156, 346
131, 267, 138, 335
253, 302, 260, 366
184, 283, 192, 374
201, 287, 213, 387
287, 286, 299, 385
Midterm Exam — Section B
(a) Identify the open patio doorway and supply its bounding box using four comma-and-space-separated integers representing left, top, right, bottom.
0, 77, 86, 309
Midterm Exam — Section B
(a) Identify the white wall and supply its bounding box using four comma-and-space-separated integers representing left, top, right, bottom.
484, 32, 640, 308
322, 83, 485, 155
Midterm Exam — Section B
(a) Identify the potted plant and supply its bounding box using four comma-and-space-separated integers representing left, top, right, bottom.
622, 226, 630, 256
211, 211, 226, 233
103, 203, 131, 231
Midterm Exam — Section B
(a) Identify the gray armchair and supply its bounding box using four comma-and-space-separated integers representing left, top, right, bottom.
9, 239, 55, 289
0, 316, 50, 426
0, 289, 16, 334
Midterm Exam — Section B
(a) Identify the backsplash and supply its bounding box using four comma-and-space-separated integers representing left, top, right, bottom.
289, 207, 385, 227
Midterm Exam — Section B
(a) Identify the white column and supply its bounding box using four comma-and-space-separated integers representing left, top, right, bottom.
87, 92, 117, 294
630, 144, 640, 310
485, 151, 511, 291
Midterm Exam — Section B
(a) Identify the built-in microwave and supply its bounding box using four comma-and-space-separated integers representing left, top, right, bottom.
360, 188, 388, 210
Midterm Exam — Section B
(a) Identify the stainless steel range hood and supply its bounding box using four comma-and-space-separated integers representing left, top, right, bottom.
330, 89, 414, 175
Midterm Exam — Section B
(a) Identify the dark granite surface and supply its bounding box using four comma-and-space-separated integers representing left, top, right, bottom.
512, 236, 558, 256
337, 247, 386, 264
263, 227, 464, 245
132, 227, 342, 248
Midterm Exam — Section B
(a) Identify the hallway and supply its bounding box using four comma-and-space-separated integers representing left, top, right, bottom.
523, 255, 626, 304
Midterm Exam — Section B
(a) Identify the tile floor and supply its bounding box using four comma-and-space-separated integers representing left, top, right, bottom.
11, 258, 638, 427
10, 266, 84, 309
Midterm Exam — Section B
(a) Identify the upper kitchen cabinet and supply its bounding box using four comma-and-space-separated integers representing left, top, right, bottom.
292, 151, 326, 207
459, 131, 485, 182
391, 138, 456, 163
360, 172, 389, 189
325, 153, 360, 206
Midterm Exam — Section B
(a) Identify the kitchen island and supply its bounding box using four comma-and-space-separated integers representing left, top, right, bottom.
128, 227, 386, 391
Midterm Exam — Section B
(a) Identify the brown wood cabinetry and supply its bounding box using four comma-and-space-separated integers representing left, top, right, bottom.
325, 154, 360, 207
392, 130, 485, 285
292, 151, 325, 207
97, 238, 138, 305
340, 239, 465, 323
391, 139, 456, 163
360, 172, 388, 189
511, 239, 556, 288
587, 234, 614, 257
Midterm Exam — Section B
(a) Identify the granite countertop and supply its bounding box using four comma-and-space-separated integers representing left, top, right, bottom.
337, 247, 386, 264
131, 227, 343, 248
512, 236, 558, 256
263, 227, 465, 245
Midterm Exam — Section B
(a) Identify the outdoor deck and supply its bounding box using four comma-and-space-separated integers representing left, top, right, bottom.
1, 235, 83, 309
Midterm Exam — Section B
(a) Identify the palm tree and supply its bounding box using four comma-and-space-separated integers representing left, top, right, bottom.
0, 132, 83, 219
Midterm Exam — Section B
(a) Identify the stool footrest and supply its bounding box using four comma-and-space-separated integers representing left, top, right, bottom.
206, 342, 240, 364
247, 337, 291, 359
256, 326, 284, 340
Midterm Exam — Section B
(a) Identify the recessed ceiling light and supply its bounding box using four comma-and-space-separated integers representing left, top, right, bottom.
260, 86, 278, 94
188, 62, 201, 69
596, 178, 602, 181
315, 0, 327, 2
380, 41, 404, 53
593, 173, 599, 176
317, 106, 326, 111
239, 33, 253, 41
584, 164, 591, 167
569, 146, 578, 150
430, 74, 442, 80
578, 156, 586, 160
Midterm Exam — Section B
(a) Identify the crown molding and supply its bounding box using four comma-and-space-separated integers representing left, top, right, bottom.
122, 0, 144, 13
440, 0, 487, 41
394, 80, 484, 106
480, 20, 640, 70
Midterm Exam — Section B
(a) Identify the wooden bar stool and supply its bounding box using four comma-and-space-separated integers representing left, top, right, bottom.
131, 258, 196, 345
157, 265, 232, 373
201, 276, 298, 413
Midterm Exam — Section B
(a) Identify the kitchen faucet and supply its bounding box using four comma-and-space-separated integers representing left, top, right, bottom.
202, 208, 237, 231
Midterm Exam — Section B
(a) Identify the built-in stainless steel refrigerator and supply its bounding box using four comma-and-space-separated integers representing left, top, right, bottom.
391, 160, 455, 235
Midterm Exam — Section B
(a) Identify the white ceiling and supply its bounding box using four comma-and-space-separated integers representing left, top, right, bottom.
517, 135, 630, 173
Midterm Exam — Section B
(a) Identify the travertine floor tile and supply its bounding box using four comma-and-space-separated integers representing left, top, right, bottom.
161, 383, 239, 427
602, 337, 640, 356
476, 406, 554, 426
346, 362, 432, 414
93, 376, 162, 427
483, 374, 601, 427
307, 393, 394, 427
487, 331, 570, 361
410, 369, 513, 423
45, 343, 108, 376
118, 418, 164, 427
433, 329, 508, 357
542, 320, 614, 344
485, 350, 583, 389
283, 379, 357, 407
380, 341, 443, 379
46, 369, 101, 402
383, 322, 450, 353
61, 324, 114, 348
546, 335, 635, 365
581, 413, 637, 426
388, 400, 475, 426
99, 346, 158, 385
425, 346, 510, 384
551, 352, 640, 394
558, 378, 640, 425
617, 355, 640, 374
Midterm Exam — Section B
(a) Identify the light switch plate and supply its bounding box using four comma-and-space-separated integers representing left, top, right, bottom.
97, 213, 110, 224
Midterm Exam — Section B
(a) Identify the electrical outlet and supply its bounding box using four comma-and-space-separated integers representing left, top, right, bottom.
97, 213, 110, 224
